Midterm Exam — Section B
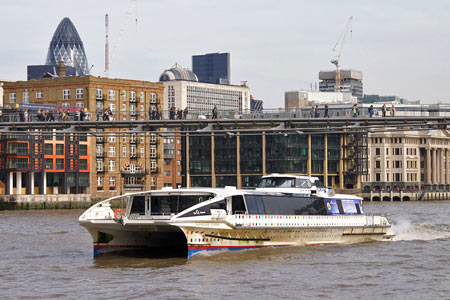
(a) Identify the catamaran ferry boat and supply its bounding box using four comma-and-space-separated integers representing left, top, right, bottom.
79, 187, 394, 258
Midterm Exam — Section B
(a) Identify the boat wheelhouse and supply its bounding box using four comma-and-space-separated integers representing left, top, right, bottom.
79, 188, 393, 258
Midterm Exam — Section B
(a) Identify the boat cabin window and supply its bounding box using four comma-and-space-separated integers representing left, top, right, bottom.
244, 194, 327, 215
178, 199, 226, 217
130, 195, 146, 214
258, 177, 295, 188
151, 194, 213, 215
232, 195, 246, 214
325, 199, 363, 215
295, 178, 313, 188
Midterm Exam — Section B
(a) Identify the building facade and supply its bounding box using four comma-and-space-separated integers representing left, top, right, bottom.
192, 52, 231, 85
319, 69, 363, 98
285, 90, 356, 111
2, 75, 167, 200
183, 132, 367, 191
162, 79, 251, 118
363, 130, 450, 192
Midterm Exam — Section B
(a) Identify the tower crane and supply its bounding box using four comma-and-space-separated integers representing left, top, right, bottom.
331, 16, 353, 92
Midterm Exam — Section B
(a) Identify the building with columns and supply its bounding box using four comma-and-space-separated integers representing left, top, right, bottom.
363, 130, 450, 192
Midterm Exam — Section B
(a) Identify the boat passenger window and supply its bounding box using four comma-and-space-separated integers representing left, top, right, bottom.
151, 194, 213, 215
295, 179, 312, 188
258, 177, 295, 188
178, 200, 226, 218
130, 195, 146, 214
232, 196, 246, 214
244, 195, 266, 214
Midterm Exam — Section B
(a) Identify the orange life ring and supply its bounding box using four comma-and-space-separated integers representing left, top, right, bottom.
114, 208, 125, 219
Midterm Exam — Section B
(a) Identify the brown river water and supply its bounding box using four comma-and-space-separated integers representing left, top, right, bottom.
1, 201, 450, 300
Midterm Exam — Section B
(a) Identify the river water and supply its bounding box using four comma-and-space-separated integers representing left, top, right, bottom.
1, 201, 450, 300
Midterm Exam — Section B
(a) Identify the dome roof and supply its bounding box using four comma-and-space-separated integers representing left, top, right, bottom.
159, 63, 198, 82
45, 17, 89, 76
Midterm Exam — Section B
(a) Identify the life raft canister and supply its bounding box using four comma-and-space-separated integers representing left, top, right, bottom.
114, 208, 125, 219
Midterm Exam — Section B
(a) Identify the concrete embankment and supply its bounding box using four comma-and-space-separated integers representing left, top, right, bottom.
362, 191, 450, 202
0, 194, 92, 210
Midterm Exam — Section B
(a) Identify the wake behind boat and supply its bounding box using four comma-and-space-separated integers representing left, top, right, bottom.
79, 187, 394, 258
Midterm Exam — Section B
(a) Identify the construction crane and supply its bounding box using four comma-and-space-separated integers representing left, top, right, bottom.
331, 16, 353, 92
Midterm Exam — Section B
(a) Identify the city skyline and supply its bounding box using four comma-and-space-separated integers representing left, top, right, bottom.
1, 0, 450, 107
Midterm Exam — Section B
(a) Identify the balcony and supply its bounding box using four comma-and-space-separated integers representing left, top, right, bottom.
130, 154, 139, 159
96, 137, 104, 144
150, 167, 159, 174
96, 167, 105, 173
96, 152, 105, 158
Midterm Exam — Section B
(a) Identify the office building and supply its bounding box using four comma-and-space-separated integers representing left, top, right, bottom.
160, 64, 250, 117
285, 90, 356, 111
192, 53, 231, 85
319, 69, 363, 98
2, 72, 166, 200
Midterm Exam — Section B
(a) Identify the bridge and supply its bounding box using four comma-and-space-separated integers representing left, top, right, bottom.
0, 116, 449, 136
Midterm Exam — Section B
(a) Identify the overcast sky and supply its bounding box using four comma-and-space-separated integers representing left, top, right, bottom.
1, 0, 450, 107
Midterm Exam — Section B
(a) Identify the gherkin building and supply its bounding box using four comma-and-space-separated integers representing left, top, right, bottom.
45, 17, 89, 76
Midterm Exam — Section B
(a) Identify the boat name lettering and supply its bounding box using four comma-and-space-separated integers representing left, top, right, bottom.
193, 210, 206, 215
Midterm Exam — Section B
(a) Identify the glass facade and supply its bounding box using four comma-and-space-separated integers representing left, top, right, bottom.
327, 134, 340, 174
240, 135, 262, 173
311, 135, 324, 174
192, 53, 230, 84
45, 18, 89, 76
216, 176, 237, 187
266, 134, 308, 173
214, 135, 236, 174
189, 136, 211, 174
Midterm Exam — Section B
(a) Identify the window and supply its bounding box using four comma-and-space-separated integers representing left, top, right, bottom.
9, 93, 16, 103
151, 159, 157, 171
97, 176, 103, 186
76, 88, 84, 99
96, 88, 103, 99
150, 146, 156, 158
109, 176, 116, 186
79, 159, 88, 170
140, 147, 145, 157
375, 148, 380, 156
164, 171, 170, 176
23, 91, 30, 103
130, 91, 136, 102
56, 159, 64, 169
96, 159, 104, 171
63, 89, 70, 100
108, 160, 115, 171
177, 160, 181, 166
122, 104, 126, 112
386, 160, 389, 169
375, 173, 381, 182
76, 101, 84, 108
121, 90, 126, 101
45, 158, 53, 169
151, 177, 157, 186
375, 161, 380, 169
36, 90, 43, 99
109, 90, 115, 100
109, 146, 115, 157
79, 145, 88, 156
150, 92, 157, 103
122, 146, 127, 157
44, 144, 53, 155
140, 91, 144, 102
386, 148, 389, 155
108, 133, 116, 143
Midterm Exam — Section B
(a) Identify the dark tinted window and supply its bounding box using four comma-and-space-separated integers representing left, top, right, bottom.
245, 194, 327, 216
232, 196, 246, 214
179, 200, 226, 217
130, 195, 145, 214
151, 194, 213, 215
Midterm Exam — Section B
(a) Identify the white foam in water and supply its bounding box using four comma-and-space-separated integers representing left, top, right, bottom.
392, 218, 450, 241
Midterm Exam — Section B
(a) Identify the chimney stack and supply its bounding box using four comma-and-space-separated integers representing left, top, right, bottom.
58, 60, 66, 77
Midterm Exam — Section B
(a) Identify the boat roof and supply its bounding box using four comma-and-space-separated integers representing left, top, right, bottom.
260, 173, 320, 181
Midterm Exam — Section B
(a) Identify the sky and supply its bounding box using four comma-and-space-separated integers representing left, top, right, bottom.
1, 0, 450, 108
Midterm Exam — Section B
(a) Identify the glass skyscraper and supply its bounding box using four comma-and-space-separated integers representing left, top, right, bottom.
192, 53, 230, 85
45, 17, 89, 76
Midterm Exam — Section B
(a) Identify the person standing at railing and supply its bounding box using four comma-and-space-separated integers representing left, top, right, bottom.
324, 104, 329, 118
212, 105, 218, 119
183, 107, 188, 120
149, 106, 155, 120
156, 106, 161, 120
314, 105, 319, 118
390, 105, 395, 117
369, 105, 374, 117
352, 104, 358, 117
382, 104, 387, 117
310, 106, 314, 118
19, 109, 25, 122
169, 106, 176, 120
